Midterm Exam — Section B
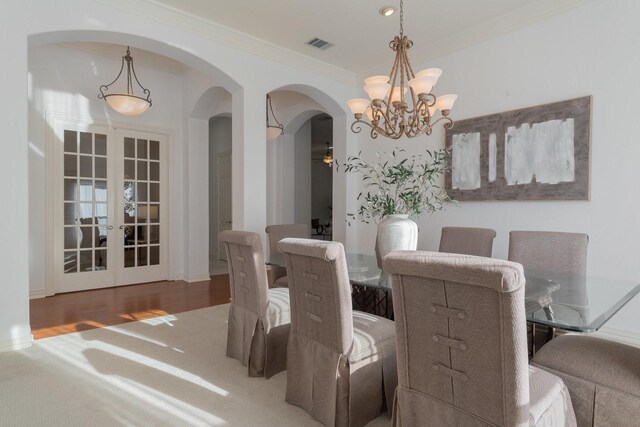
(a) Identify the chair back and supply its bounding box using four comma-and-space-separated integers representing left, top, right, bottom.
277, 238, 353, 354
508, 231, 588, 275
265, 224, 309, 261
439, 226, 497, 257
383, 251, 529, 426
219, 230, 269, 316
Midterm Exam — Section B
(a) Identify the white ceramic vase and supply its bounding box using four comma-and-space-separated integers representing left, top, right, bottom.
375, 214, 418, 286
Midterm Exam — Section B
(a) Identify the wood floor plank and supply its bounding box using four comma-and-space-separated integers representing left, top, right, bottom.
30, 275, 231, 340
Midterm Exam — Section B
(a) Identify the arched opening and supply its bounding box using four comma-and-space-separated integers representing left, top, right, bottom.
265, 85, 345, 247
189, 86, 233, 277
27, 32, 241, 303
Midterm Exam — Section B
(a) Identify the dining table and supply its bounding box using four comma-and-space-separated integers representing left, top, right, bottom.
268, 252, 640, 341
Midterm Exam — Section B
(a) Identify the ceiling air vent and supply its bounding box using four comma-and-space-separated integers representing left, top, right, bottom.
306, 37, 333, 50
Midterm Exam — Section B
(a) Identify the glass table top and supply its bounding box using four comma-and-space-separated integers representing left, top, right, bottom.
523, 270, 640, 332
268, 254, 640, 332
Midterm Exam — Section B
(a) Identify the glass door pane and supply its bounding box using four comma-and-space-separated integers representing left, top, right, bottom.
122, 138, 161, 269
116, 130, 166, 286
62, 130, 109, 274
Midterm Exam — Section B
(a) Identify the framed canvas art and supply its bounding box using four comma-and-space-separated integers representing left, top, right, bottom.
445, 96, 591, 201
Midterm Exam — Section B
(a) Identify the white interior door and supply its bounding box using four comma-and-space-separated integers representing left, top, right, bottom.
218, 150, 232, 261
53, 119, 116, 293
52, 121, 169, 293
115, 129, 168, 286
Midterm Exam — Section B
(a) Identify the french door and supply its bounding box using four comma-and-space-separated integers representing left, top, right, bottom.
52, 117, 167, 293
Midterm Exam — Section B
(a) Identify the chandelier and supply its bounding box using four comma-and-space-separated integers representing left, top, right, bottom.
266, 94, 284, 140
347, 0, 457, 139
98, 46, 152, 116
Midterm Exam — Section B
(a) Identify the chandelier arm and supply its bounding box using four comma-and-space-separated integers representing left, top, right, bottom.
431, 116, 455, 130
98, 56, 126, 99
375, 102, 401, 137
351, 118, 375, 133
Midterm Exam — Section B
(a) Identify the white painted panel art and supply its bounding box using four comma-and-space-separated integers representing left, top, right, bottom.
452, 132, 481, 190
488, 133, 497, 182
505, 119, 575, 185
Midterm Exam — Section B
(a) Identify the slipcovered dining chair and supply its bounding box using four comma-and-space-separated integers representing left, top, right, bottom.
277, 238, 397, 427
508, 231, 589, 275
382, 251, 577, 427
265, 224, 309, 288
532, 335, 640, 427
219, 230, 291, 378
438, 226, 497, 257
508, 231, 589, 346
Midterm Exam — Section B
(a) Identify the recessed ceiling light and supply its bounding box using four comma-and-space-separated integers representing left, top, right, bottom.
379, 6, 396, 17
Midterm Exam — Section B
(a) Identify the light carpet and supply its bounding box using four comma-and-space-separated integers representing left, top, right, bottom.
0, 304, 391, 426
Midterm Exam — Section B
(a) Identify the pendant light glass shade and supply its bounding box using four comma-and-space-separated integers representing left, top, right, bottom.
105, 94, 151, 116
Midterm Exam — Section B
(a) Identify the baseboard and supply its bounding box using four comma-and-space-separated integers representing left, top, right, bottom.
0, 334, 33, 353
594, 326, 640, 348
185, 274, 212, 283
29, 289, 46, 300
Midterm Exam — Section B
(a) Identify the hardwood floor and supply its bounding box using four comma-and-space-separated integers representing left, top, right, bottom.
29, 275, 231, 340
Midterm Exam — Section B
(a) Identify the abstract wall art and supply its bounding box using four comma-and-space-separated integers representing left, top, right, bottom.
445, 96, 591, 201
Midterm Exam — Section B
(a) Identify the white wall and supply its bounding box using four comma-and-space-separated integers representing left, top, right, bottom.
28, 43, 185, 296
355, 0, 640, 336
209, 116, 232, 266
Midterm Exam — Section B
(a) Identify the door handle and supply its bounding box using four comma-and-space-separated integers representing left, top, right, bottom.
107, 225, 114, 230
119, 225, 125, 229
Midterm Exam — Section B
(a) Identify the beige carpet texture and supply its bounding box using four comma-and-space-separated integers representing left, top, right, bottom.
0, 304, 390, 426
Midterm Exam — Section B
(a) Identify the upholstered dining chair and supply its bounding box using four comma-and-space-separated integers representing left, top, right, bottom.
265, 224, 309, 288
508, 231, 589, 346
438, 226, 497, 257
532, 335, 640, 427
277, 238, 397, 427
219, 230, 291, 378
383, 251, 577, 427
508, 231, 589, 275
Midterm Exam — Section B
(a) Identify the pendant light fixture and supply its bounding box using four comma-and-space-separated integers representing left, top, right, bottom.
323, 142, 333, 166
98, 46, 152, 116
266, 94, 284, 140
347, 0, 457, 139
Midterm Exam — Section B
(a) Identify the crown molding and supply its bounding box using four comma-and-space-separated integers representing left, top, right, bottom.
91, 0, 358, 86
357, 0, 596, 79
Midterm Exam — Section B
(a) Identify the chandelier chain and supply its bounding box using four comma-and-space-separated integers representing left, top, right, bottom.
399, 0, 404, 37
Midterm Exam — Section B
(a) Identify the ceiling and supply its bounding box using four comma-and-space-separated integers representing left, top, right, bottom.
150, 0, 592, 76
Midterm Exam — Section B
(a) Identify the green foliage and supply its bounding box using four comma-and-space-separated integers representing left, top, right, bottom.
337, 148, 452, 224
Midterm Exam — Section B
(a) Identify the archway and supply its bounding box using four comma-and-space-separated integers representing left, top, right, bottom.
27, 33, 242, 301
265, 84, 347, 245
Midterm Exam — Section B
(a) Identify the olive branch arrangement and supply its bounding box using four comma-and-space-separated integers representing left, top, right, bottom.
337, 148, 452, 224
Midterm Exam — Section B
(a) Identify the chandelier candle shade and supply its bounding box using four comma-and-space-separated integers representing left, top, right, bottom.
98, 46, 152, 116
347, 0, 457, 139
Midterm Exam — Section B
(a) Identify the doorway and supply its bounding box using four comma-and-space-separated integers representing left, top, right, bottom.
50, 114, 168, 293
208, 116, 232, 275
